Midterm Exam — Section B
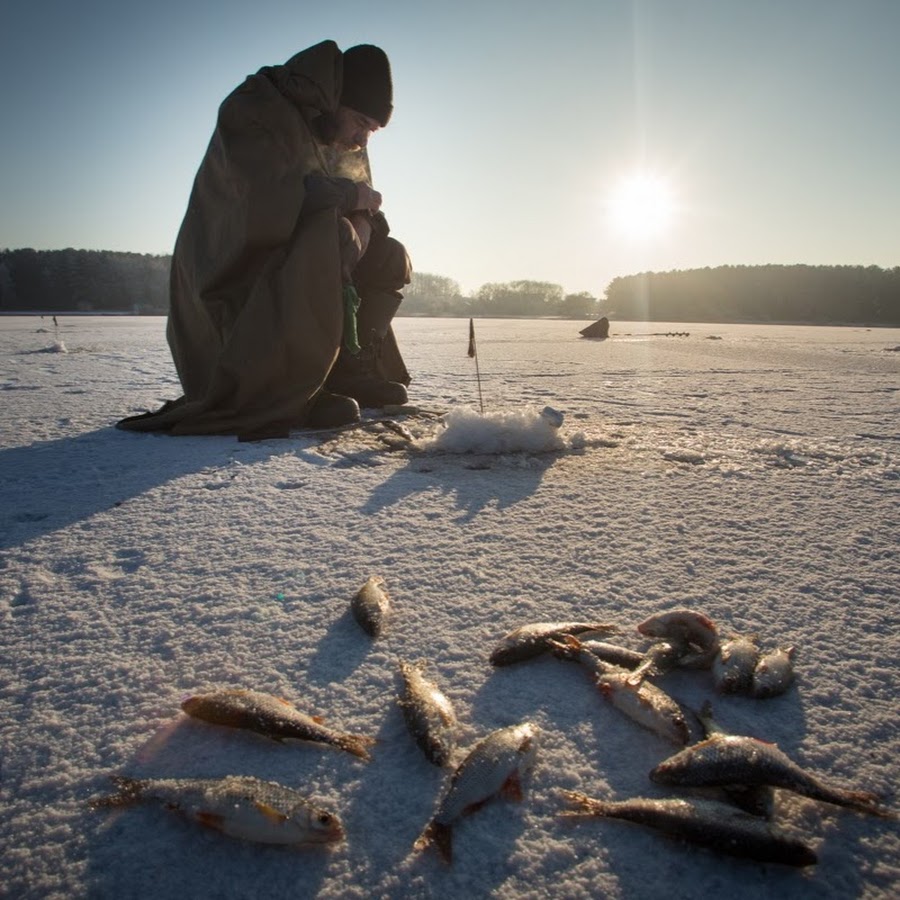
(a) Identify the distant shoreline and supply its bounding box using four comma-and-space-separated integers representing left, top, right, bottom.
2, 311, 897, 329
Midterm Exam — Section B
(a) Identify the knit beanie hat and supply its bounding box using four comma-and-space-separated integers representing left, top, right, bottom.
340, 45, 393, 126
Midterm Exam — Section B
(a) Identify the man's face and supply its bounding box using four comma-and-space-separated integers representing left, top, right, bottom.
332, 106, 382, 151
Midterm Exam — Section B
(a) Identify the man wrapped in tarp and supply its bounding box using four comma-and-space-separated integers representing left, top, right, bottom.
118, 40, 411, 440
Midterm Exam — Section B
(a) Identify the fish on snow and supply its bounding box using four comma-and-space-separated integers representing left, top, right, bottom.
181, 689, 376, 760
561, 790, 817, 867
90, 774, 344, 846
637, 609, 720, 669
751, 646, 796, 698
650, 733, 892, 817
712, 636, 761, 694
398, 659, 458, 767
414, 721, 538, 863
552, 635, 692, 745
490, 621, 618, 666
352, 575, 391, 637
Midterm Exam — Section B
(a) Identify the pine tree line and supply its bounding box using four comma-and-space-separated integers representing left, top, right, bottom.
1, 249, 897, 324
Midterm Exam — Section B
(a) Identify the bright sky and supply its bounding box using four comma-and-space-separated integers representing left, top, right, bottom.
1, 0, 897, 296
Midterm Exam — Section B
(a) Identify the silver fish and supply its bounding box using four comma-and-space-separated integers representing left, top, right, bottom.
553, 636, 691, 745
490, 621, 618, 666
576, 640, 644, 670
90, 775, 344, 846
352, 575, 391, 637
751, 646, 796, 698
637, 609, 720, 669
625, 640, 683, 686
697, 702, 775, 818
414, 721, 538, 863
181, 689, 376, 760
398, 660, 457, 767
712, 637, 760, 694
561, 790, 816, 867
650, 733, 892, 817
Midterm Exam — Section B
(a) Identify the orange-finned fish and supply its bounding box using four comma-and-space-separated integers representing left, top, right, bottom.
636, 608, 720, 669
90, 775, 344, 845
181, 689, 376, 760
651, 733, 893, 817
561, 790, 817, 867
490, 621, 618, 666
414, 721, 538, 863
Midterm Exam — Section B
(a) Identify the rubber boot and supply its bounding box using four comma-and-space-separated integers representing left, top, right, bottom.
306, 390, 360, 428
327, 291, 408, 408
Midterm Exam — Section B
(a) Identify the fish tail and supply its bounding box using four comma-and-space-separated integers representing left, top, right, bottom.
559, 789, 609, 817
839, 789, 895, 818
341, 734, 377, 761
89, 775, 146, 809
414, 821, 453, 863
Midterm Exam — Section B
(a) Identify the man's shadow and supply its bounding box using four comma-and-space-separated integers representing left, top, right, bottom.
0, 427, 277, 550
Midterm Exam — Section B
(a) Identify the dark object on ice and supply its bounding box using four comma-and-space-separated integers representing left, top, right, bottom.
580, 317, 610, 339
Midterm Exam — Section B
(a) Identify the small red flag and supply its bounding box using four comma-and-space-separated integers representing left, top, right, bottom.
467, 317, 476, 358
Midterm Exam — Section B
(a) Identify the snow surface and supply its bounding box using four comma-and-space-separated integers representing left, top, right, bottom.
1, 315, 899, 899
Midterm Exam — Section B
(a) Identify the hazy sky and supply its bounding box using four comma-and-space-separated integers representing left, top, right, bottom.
1, 0, 897, 296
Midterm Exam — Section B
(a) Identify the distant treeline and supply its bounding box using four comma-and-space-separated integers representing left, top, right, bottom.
0, 248, 169, 313
1, 249, 897, 325
602, 265, 900, 325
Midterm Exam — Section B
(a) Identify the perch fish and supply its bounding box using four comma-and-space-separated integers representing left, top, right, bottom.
352, 575, 391, 637
90, 774, 344, 846
637, 608, 720, 669
398, 660, 458, 767
552, 635, 691, 745
414, 721, 538, 863
650, 733, 891, 817
490, 621, 618, 666
561, 790, 816, 867
181, 689, 376, 760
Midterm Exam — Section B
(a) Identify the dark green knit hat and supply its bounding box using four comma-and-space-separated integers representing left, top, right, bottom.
340, 44, 393, 126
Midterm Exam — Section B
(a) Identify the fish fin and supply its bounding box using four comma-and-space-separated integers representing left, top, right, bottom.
312, 715, 325, 724
195, 810, 227, 831
342, 735, 376, 760
275, 696, 295, 707
414, 822, 453, 863
560, 789, 606, 817
501, 772, 524, 802
255, 801, 289, 823
88, 775, 145, 809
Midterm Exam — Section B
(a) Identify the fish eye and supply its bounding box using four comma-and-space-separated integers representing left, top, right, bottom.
318, 812, 333, 825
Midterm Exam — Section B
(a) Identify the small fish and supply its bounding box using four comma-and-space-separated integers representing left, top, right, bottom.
637, 609, 720, 669
490, 621, 618, 666
751, 646, 796, 698
352, 575, 391, 637
398, 660, 458, 767
650, 733, 892, 817
181, 689, 376, 760
712, 636, 760, 694
561, 790, 816, 867
625, 640, 683, 686
576, 640, 645, 670
697, 702, 775, 818
90, 775, 344, 846
414, 721, 538, 863
553, 636, 691, 745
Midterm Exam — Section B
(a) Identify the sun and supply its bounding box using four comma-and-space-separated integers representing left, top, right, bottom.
606, 172, 676, 239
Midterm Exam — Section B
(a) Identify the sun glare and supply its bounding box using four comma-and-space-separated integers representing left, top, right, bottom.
607, 173, 676, 239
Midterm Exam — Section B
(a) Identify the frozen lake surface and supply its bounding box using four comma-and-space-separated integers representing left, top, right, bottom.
1, 315, 898, 899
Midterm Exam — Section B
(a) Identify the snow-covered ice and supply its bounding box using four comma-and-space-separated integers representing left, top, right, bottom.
1, 315, 898, 899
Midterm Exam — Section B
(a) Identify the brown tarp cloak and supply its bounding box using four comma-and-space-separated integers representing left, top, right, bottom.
117, 40, 408, 439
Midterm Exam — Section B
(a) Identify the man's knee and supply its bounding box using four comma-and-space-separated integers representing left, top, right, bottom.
355, 236, 411, 293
